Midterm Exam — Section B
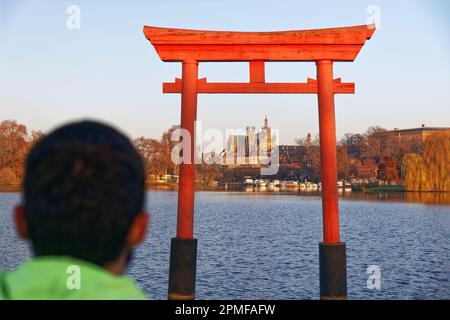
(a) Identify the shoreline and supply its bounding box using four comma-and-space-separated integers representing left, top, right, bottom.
0, 185, 21, 192
1, 185, 448, 205
1, 184, 449, 194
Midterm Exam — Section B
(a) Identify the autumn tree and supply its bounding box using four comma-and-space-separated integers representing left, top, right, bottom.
0, 167, 17, 185
403, 153, 426, 191
28, 130, 44, 148
403, 133, 449, 191
134, 125, 181, 180
0, 120, 29, 185
422, 133, 449, 191
300, 145, 321, 182
340, 133, 368, 159
160, 125, 181, 176
134, 136, 162, 178
364, 126, 394, 160
337, 145, 352, 180
377, 155, 399, 183
391, 136, 424, 179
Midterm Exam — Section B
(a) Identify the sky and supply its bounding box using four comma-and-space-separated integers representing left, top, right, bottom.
0, 0, 449, 145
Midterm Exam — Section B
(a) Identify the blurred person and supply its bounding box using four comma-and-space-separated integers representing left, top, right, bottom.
0, 121, 150, 299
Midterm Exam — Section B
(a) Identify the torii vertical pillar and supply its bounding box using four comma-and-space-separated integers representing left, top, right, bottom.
168, 60, 198, 300
317, 60, 347, 300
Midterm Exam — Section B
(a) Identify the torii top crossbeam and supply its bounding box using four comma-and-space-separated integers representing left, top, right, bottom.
144, 25, 374, 62
144, 25, 374, 94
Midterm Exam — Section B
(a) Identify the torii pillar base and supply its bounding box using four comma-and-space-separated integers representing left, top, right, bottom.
168, 238, 198, 300
319, 242, 347, 300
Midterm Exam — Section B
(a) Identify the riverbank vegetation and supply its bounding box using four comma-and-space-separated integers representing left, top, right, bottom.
0, 119, 448, 192
403, 134, 449, 191
0, 120, 43, 186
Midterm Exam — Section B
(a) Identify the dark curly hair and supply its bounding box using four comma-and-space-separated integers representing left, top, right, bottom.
24, 120, 145, 266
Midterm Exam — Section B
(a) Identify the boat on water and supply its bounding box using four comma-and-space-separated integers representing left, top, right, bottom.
256, 179, 268, 187
344, 182, 352, 192
243, 176, 254, 186
285, 181, 299, 188
267, 181, 275, 188
244, 185, 254, 192
307, 182, 319, 191
338, 181, 352, 193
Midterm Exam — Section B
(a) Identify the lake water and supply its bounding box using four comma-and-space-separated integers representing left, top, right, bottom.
0, 191, 449, 300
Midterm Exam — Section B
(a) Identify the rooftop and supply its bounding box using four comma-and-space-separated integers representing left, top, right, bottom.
391, 125, 450, 133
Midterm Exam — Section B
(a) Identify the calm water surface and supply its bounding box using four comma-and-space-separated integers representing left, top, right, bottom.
0, 191, 449, 299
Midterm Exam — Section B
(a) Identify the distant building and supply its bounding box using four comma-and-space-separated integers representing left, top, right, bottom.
225, 134, 247, 165
389, 124, 450, 141
223, 115, 275, 166
356, 160, 378, 183
261, 115, 272, 154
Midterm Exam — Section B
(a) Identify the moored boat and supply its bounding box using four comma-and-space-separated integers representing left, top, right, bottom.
243, 176, 254, 186
285, 181, 299, 188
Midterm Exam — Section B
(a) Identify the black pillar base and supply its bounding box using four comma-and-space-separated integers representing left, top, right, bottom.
168, 237, 197, 300
319, 242, 347, 300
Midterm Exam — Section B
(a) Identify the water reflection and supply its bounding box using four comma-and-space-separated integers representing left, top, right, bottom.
340, 191, 450, 205
148, 184, 450, 205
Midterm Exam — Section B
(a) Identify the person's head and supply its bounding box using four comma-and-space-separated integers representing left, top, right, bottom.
15, 120, 149, 274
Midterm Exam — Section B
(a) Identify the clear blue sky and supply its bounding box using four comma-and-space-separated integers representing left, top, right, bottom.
0, 0, 449, 144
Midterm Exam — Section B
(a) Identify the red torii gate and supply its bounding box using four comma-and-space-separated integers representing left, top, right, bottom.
144, 24, 375, 300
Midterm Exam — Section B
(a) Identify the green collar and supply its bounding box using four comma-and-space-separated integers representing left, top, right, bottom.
0, 256, 147, 300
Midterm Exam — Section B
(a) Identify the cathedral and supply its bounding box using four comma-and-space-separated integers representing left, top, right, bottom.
223, 115, 275, 166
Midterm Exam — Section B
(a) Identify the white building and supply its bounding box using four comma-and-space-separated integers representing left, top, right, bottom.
223, 115, 275, 166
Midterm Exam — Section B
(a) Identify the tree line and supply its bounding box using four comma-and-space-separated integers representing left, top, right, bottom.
292, 126, 448, 191
0, 120, 43, 185
0, 120, 448, 191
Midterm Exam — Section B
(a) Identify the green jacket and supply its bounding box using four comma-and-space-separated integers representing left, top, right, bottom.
0, 256, 147, 300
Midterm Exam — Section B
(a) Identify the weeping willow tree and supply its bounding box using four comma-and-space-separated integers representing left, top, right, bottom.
403, 133, 450, 191
403, 153, 426, 191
